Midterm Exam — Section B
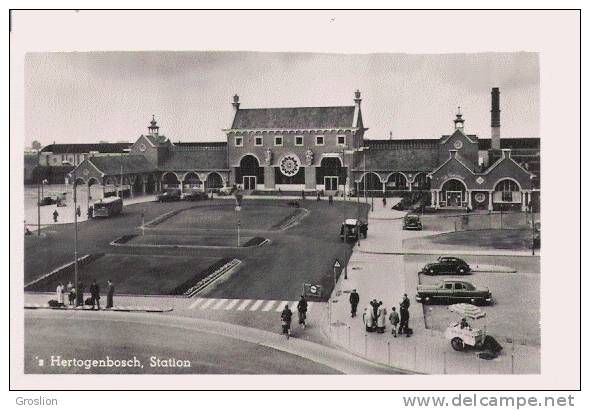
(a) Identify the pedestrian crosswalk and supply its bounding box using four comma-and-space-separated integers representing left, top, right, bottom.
186, 298, 319, 313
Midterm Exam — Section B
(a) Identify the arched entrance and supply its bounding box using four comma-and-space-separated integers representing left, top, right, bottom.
183, 172, 202, 191
493, 178, 522, 211
162, 172, 180, 190
385, 172, 408, 192
237, 155, 263, 190
205, 172, 224, 191
358, 172, 383, 196
133, 175, 143, 196
441, 179, 467, 208
317, 157, 345, 192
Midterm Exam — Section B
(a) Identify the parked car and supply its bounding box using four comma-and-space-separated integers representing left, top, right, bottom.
157, 189, 181, 202
339, 219, 368, 242
183, 191, 208, 201
416, 279, 492, 305
420, 256, 471, 275
403, 214, 422, 230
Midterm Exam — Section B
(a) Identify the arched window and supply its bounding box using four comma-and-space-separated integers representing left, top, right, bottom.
206, 173, 224, 189
386, 173, 408, 191
495, 179, 520, 202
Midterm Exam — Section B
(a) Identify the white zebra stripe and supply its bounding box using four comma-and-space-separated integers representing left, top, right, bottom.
237, 299, 252, 311
225, 299, 240, 310
262, 300, 276, 311
212, 299, 227, 310
200, 299, 217, 309
249, 300, 264, 311
276, 301, 290, 312
188, 298, 204, 310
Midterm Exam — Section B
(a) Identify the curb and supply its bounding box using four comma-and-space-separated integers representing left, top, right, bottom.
24, 303, 173, 313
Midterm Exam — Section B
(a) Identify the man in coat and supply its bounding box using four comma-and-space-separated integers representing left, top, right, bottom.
297, 295, 308, 329
376, 301, 387, 333
55, 282, 64, 306
106, 280, 115, 309
349, 289, 360, 317
76, 281, 84, 307
89, 279, 101, 310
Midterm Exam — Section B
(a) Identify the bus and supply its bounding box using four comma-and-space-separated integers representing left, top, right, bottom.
93, 196, 123, 217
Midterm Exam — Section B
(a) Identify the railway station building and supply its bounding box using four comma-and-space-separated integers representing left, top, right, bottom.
69, 88, 540, 211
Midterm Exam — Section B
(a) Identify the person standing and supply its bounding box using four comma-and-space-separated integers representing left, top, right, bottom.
281, 304, 293, 339
389, 307, 400, 337
66, 281, 74, 306
76, 281, 84, 306
52, 209, 59, 223
56, 282, 64, 306
89, 279, 101, 310
399, 294, 411, 337
297, 295, 308, 329
376, 301, 387, 333
349, 289, 360, 317
106, 280, 115, 309
382, 197, 387, 207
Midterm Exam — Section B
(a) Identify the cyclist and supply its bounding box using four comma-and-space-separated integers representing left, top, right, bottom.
281, 304, 293, 339
297, 295, 308, 329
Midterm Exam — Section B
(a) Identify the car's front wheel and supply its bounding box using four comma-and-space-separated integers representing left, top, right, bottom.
429, 268, 435, 275
451, 337, 465, 351
457, 266, 467, 274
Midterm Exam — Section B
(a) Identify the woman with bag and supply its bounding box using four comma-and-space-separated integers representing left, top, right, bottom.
281, 305, 293, 339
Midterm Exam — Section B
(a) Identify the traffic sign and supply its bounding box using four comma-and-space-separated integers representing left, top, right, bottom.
303, 283, 323, 298
333, 260, 342, 272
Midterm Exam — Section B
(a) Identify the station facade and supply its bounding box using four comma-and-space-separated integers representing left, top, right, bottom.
70, 88, 540, 211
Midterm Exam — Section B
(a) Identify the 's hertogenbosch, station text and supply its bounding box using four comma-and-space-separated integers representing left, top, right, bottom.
45, 356, 191, 370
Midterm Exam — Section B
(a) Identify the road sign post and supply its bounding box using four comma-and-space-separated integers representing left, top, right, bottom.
333, 259, 342, 288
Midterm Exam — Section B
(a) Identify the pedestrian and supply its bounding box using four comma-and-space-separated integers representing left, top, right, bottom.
76, 205, 81, 217
371, 299, 379, 323
328, 195, 333, 205
349, 289, 360, 317
87, 205, 93, 219
106, 279, 115, 309
56, 282, 64, 306
376, 301, 387, 333
89, 279, 101, 310
66, 281, 74, 306
76, 281, 84, 306
52, 209, 59, 223
363, 305, 375, 332
281, 304, 293, 338
382, 197, 387, 207
399, 295, 411, 337
389, 307, 400, 337
301, 190, 306, 200
316, 192, 321, 201
297, 295, 308, 329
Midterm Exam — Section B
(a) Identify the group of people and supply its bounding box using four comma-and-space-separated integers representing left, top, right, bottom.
349, 289, 412, 337
55, 279, 115, 310
280, 295, 308, 339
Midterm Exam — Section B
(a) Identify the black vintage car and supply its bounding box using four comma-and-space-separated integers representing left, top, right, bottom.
183, 191, 209, 201
339, 219, 368, 242
403, 214, 422, 230
420, 256, 471, 275
416, 279, 492, 305
157, 189, 181, 202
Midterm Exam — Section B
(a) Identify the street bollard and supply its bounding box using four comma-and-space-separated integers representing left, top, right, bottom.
348, 326, 351, 349
511, 354, 515, 374
414, 345, 417, 370
443, 352, 447, 374
364, 334, 368, 357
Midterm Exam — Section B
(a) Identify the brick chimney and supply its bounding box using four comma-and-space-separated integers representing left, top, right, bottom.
491, 87, 501, 150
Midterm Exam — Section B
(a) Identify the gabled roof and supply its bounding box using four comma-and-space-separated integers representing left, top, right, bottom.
230, 106, 357, 130
440, 129, 478, 144
363, 142, 439, 172
40, 143, 132, 154
88, 155, 156, 175
159, 147, 228, 171
478, 137, 540, 150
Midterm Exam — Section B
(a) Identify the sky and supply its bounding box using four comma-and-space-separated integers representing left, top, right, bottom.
24, 51, 539, 147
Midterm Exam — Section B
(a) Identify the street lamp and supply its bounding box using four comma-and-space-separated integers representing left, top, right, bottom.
37, 178, 48, 236
73, 170, 79, 302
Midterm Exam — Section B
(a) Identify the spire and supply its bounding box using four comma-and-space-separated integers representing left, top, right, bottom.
454, 106, 465, 131
148, 115, 160, 136
232, 94, 240, 112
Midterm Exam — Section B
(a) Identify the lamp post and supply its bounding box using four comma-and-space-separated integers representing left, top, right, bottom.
73, 171, 79, 298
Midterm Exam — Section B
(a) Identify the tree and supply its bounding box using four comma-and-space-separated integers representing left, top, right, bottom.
31, 140, 42, 151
